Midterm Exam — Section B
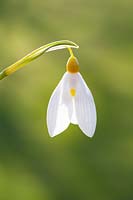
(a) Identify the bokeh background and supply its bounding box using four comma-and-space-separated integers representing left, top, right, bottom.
0, 0, 133, 199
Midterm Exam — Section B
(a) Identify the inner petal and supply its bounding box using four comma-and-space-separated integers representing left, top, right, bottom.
71, 98, 78, 124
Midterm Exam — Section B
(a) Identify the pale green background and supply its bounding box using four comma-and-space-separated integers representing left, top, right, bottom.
0, 0, 133, 199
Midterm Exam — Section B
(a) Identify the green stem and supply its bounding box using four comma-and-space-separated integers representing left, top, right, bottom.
0, 40, 79, 80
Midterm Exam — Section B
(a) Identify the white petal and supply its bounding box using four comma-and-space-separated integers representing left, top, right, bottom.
75, 73, 97, 137
47, 73, 72, 137
70, 98, 78, 124
64, 73, 79, 124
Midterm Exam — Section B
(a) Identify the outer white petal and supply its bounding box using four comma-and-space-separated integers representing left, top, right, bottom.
75, 73, 97, 137
47, 73, 72, 137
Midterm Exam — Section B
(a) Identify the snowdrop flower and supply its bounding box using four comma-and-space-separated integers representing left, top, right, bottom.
47, 48, 97, 137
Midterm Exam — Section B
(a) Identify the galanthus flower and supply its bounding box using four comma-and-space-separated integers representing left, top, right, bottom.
47, 48, 97, 137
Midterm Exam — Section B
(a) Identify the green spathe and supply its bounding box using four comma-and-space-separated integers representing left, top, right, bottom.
0, 40, 79, 80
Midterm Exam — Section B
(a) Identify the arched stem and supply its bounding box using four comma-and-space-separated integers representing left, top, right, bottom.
0, 40, 79, 80
68, 48, 74, 57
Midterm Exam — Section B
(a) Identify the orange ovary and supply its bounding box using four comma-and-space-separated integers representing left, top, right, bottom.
66, 56, 79, 73
70, 88, 76, 96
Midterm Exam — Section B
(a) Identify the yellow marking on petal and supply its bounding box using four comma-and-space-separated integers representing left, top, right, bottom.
66, 56, 79, 73
70, 88, 76, 96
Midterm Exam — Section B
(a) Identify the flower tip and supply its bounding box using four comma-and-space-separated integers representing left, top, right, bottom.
48, 131, 57, 138
85, 129, 96, 138
49, 134, 55, 138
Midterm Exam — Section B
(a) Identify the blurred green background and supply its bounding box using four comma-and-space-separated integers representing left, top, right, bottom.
0, 0, 133, 199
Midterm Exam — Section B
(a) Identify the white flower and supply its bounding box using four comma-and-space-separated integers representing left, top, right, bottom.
47, 55, 97, 137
